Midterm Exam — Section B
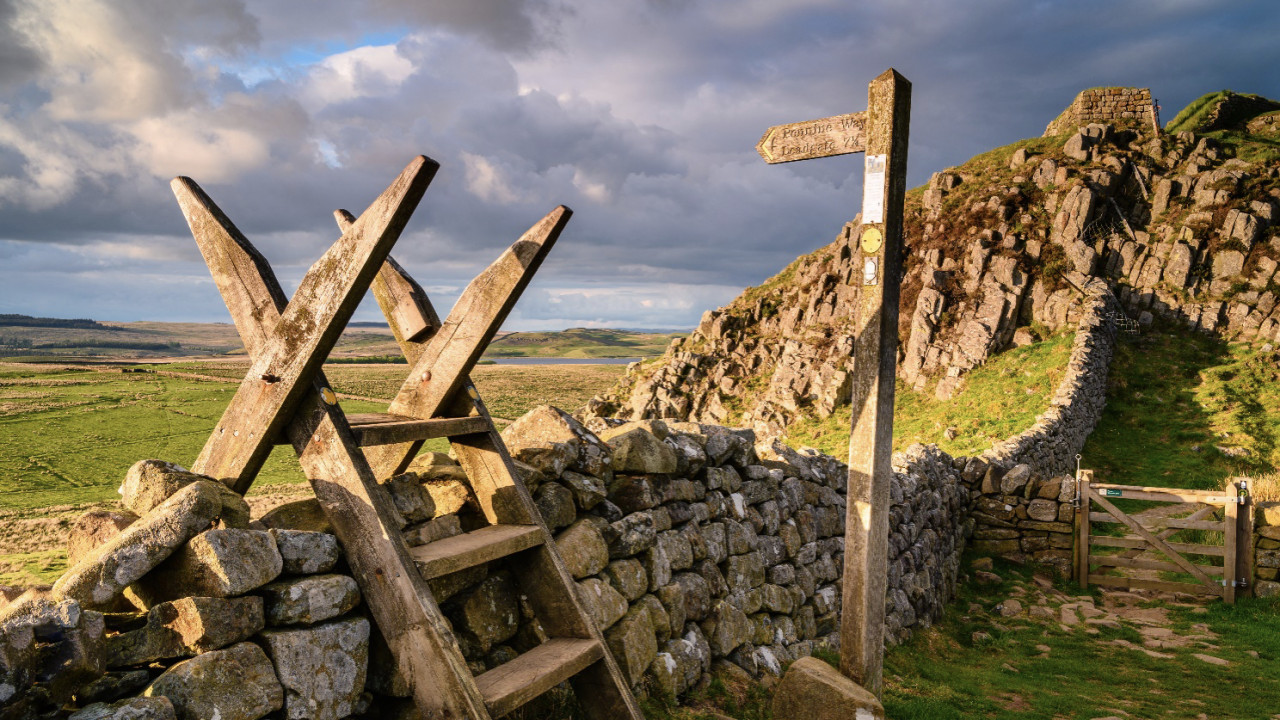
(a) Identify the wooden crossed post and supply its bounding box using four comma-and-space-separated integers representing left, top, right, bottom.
756, 68, 911, 694
172, 156, 643, 720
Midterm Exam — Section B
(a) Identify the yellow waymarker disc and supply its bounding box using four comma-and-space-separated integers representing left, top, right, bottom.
860, 227, 883, 254
320, 387, 337, 405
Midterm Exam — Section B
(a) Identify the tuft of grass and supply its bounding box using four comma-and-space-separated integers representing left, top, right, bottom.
1166, 90, 1231, 134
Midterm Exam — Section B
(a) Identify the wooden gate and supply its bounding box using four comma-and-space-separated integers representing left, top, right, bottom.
1075, 470, 1252, 603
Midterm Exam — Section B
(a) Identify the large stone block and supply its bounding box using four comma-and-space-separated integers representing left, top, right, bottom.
260, 574, 361, 626
120, 460, 249, 529
258, 499, 332, 534
575, 578, 628, 631
534, 482, 577, 531
136, 528, 282, 604
108, 596, 264, 666
700, 600, 751, 657
379, 473, 436, 525
54, 481, 225, 609
67, 510, 139, 567
607, 428, 679, 474
773, 656, 884, 720
556, 520, 609, 579
603, 559, 649, 601
144, 642, 283, 720
458, 572, 519, 652
1, 595, 105, 705
258, 616, 370, 720
605, 605, 659, 686
269, 529, 340, 575
502, 405, 613, 478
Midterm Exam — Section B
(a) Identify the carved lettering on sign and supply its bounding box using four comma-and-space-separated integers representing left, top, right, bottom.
756, 111, 868, 164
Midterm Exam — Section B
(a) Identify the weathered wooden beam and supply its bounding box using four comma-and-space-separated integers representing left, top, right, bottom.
333, 209, 442, 467
442, 386, 643, 720
363, 206, 571, 478
335, 208, 440, 362
839, 68, 910, 696
174, 172, 490, 716
183, 156, 438, 491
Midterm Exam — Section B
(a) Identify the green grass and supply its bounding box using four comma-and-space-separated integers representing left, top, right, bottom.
0, 549, 68, 586
785, 332, 1074, 458
878, 557, 1280, 720
0, 361, 625, 511
1081, 327, 1280, 490
1166, 91, 1232, 134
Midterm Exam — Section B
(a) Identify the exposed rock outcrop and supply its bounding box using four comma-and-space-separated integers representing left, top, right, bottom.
590, 88, 1280, 438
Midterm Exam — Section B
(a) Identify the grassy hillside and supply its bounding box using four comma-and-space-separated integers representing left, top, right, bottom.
1082, 327, 1280, 490
785, 331, 1075, 458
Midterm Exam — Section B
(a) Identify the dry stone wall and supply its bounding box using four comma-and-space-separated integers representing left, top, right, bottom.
1253, 502, 1280, 597
0, 462, 369, 720
1044, 87, 1157, 136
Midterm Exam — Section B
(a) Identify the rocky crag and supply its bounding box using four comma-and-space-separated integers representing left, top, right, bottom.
587, 89, 1280, 439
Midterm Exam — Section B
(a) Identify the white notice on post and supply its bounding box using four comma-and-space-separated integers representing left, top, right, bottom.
861, 154, 887, 224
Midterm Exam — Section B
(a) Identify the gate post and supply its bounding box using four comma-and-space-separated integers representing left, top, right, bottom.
1236, 478, 1254, 598
1076, 469, 1092, 589
1224, 477, 1244, 604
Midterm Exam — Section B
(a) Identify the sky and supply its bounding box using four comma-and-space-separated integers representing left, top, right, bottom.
2, 0, 1279, 331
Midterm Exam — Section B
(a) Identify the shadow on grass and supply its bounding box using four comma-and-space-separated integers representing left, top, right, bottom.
1081, 323, 1276, 491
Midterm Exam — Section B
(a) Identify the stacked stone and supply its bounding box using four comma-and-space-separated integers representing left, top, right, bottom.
985, 279, 1118, 478
883, 444, 977, 645
1043, 88, 1154, 136
355, 406, 973, 704
0, 460, 369, 720
1253, 502, 1280, 597
959, 460, 1077, 577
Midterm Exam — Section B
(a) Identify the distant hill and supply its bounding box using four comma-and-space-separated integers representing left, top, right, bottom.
0, 314, 115, 330
0, 316, 684, 362
484, 328, 686, 358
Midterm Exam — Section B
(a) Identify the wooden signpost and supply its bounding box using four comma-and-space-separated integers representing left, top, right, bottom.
757, 68, 911, 695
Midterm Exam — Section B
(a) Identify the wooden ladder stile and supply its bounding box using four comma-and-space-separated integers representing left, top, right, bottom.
171, 164, 643, 720
334, 206, 645, 720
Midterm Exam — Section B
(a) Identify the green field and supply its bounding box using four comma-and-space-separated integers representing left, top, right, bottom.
0, 361, 625, 512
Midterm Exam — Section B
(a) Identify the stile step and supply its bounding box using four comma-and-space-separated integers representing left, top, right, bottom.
475, 638, 603, 718
349, 413, 489, 446
408, 524, 544, 580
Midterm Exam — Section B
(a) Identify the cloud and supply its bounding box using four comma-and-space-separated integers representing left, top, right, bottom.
2, 0, 1279, 330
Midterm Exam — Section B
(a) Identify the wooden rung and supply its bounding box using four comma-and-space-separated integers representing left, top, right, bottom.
1090, 535, 1226, 557
1087, 512, 1221, 531
475, 638, 603, 718
348, 413, 490, 446
409, 524, 544, 580
1087, 574, 1223, 597
1088, 554, 1224, 576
